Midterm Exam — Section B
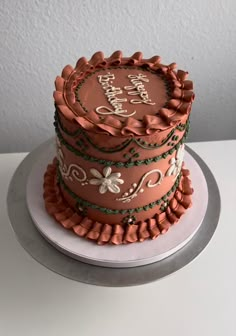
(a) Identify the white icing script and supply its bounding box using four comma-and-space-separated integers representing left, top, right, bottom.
116, 169, 163, 203
124, 74, 156, 106
56, 137, 88, 185
95, 72, 156, 118
96, 73, 136, 118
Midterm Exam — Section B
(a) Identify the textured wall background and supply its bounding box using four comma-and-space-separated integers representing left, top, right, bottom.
0, 0, 236, 153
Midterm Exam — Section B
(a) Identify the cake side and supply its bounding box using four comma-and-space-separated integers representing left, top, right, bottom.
43, 51, 194, 245
44, 162, 193, 244
54, 109, 190, 225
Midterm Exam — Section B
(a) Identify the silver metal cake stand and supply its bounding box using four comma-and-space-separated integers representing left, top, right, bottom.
7, 139, 220, 287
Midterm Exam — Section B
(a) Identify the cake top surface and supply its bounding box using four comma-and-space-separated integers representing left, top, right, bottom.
54, 51, 194, 137
76, 67, 168, 121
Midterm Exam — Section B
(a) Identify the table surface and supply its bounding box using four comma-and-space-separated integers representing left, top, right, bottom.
0, 140, 234, 336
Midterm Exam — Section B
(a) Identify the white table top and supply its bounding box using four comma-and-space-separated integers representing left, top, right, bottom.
0, 140, 234, 336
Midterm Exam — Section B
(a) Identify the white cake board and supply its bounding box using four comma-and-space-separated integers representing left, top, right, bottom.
26, 143, 208, 268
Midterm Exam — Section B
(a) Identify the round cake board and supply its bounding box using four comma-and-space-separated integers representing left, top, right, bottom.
26, 142, 208, 268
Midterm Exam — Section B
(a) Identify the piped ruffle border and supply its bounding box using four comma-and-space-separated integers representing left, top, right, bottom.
54, 51, 195, 137
43, 159, 193, 245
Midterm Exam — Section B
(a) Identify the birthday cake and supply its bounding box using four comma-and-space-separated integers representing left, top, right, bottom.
43, 51, 194, 245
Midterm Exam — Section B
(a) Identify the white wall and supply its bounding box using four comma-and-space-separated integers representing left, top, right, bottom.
0, 0, 236, 152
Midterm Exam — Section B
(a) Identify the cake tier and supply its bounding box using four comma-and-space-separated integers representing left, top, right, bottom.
55, 108, 190, 225
45, 51, 195, 244
43, 160, 193, 245
54, 51, 194, 136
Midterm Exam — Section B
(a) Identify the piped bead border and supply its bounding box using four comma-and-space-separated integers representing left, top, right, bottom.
55, 110, 189, 152
55, 119, 190, 168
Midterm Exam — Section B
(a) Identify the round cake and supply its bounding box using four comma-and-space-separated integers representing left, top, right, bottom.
43, 51, 194, 245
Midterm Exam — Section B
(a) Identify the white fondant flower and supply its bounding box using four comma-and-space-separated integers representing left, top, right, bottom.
89, 167, 124, 194
166, 144, 185, 177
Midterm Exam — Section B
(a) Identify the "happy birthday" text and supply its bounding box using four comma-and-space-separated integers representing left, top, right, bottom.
95, 72, 155, 118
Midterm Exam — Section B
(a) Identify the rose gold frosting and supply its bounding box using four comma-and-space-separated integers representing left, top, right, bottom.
77, 67, 168, 120
43, 159, 193, 245
54, 51, 194, 136
44, 51, 195, 246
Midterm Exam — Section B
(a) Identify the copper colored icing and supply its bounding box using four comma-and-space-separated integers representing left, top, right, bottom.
43, 160, 193, 245
54, 50, 194, 136
43, 51, 195, 245
76, 67, 168, 121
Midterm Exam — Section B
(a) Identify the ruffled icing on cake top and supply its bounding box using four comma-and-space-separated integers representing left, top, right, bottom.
54, 51, 194, 136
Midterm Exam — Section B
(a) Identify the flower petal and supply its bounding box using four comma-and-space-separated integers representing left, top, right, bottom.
89, 178, 102, 185
103, 166, 112, 178
109, 172, 121, 179
177, 158, 183, 166
180, 152, 184, 162
173, 166, 178, 176
99, 184, 108, 194
115, 178, 124, 184
108, 184, 120, 193
176, 161, 183, 174
176, 167, 181, 177
90, 168, 102, 178
109, 175, 124, 184
166, 164, 175, 177
177, 145, 184, 160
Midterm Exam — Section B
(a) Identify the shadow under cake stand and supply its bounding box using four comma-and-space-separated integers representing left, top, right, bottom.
7, 139, 220, 286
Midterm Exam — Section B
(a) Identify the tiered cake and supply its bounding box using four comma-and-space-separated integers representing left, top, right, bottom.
43, 51, 194, 245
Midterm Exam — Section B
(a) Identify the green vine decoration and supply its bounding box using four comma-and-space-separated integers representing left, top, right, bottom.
160, 200, 170, 212
54, 111, 189, 153
83, 132, 131, 153
167, 134, 179, 147
55, 111, 133, 153
123, 147, 140, 161
55, 118, 189, 168
57, 168, 182, 215
176, 123, 186, 131
54, 113, 82, 138
134, 129, 175, 149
